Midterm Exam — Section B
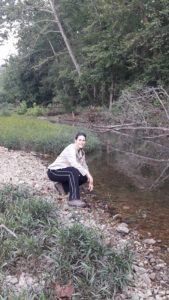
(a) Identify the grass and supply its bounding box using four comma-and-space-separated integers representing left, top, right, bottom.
0, 115, 100, 154
0, 185, 133, 299
0, 185, 59, 265
55, 224, 132, 299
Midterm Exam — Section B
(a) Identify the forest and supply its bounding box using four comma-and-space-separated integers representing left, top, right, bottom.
0, 0, 169, 112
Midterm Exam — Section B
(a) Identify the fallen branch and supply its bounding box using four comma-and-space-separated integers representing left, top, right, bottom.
109, 146, 169, 162
116, 126, 169, 132
92, 122, 143, 129
143, 134, 169, 139
93, 123, 169, 133
0, 224, 17, 238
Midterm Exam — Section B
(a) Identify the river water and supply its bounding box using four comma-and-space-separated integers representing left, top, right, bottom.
88, 131, 169, 250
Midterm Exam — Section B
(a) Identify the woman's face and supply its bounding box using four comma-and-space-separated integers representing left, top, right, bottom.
75, 135, 86, 149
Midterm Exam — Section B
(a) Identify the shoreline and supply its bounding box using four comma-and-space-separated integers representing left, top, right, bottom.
0, 146, 169, 299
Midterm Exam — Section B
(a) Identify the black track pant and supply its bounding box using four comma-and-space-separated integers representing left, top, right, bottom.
47, 167, 87, 201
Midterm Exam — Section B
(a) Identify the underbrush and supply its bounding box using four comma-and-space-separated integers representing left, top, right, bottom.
0, 185, 133, 299
17, 101, 49, 116
0, 115, 100, 154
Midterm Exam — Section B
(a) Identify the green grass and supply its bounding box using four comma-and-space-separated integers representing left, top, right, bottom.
54, 224, 133, 299
0, 185, 133, 300
0, 185, 59, 265
0, 115, 100, 154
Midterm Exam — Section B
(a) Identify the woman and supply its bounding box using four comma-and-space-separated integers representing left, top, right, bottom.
47, 132, 93, 208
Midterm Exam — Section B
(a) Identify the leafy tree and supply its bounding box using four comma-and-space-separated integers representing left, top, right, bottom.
1, 0, 169, 109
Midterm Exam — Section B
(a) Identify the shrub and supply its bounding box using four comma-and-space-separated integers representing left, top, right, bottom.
16, 101, 27, 115
26, 103, 48, 116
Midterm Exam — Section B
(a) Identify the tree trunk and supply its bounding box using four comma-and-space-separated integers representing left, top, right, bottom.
48, 0, 81, 76
109, 80, 114, 111
93, 85, 96, 102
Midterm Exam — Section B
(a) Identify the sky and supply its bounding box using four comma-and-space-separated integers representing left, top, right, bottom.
0, 36, 17, 65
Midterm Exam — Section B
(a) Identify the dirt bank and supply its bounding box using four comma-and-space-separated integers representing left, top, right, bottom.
0, 146, 169, 299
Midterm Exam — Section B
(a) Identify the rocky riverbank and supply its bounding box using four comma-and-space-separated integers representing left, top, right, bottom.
0, 146, 169, 299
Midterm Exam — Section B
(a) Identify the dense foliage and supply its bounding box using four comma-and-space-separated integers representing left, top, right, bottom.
1, 0, 169, 110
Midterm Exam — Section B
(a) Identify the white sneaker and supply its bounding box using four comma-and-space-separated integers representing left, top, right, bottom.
68, 199, 86, 208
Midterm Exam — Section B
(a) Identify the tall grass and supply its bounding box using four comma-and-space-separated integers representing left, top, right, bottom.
0, 185, 59, 265
0, 185, 133, 299
53, 224, 133, 299
0, 115, 100, 154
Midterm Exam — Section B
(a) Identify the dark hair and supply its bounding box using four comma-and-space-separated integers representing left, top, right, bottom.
75, 132, 86, 140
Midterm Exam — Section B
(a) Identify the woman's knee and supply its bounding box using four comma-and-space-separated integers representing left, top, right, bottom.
47, 169, 57, 181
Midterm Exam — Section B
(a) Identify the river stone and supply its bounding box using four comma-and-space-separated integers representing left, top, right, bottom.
149, 272, 156, 281
131, 294, 139, 300
116, 223, 130, 234
146, 289, 153, 297
155, 263, 166, 271
155, 295, 163, 300
143, 238, 156, 245
133, 265, 147, 274
149, 257, 156, 264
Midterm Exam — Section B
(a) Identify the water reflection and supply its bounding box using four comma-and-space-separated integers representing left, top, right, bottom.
99, 132, 169, 190
89, 132, 169, 247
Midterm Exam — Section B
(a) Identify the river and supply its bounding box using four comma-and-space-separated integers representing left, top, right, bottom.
88, 131, 169, 252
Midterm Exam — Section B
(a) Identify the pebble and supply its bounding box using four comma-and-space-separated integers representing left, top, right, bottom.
143, 238, 156, 245
149, 272, 156, 281
155, 263, 166, 271
116, 222, 130, 234
155, 295, 163, 300
150, 257, 156, 264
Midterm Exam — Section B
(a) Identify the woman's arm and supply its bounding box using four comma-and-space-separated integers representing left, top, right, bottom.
64, 145, 89, 176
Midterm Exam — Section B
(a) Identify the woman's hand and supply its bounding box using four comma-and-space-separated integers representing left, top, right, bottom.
88, 182, 94, 191
87, 174, 94, 191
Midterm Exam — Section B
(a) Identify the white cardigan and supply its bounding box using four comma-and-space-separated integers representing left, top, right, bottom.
48, 143, 89, 176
